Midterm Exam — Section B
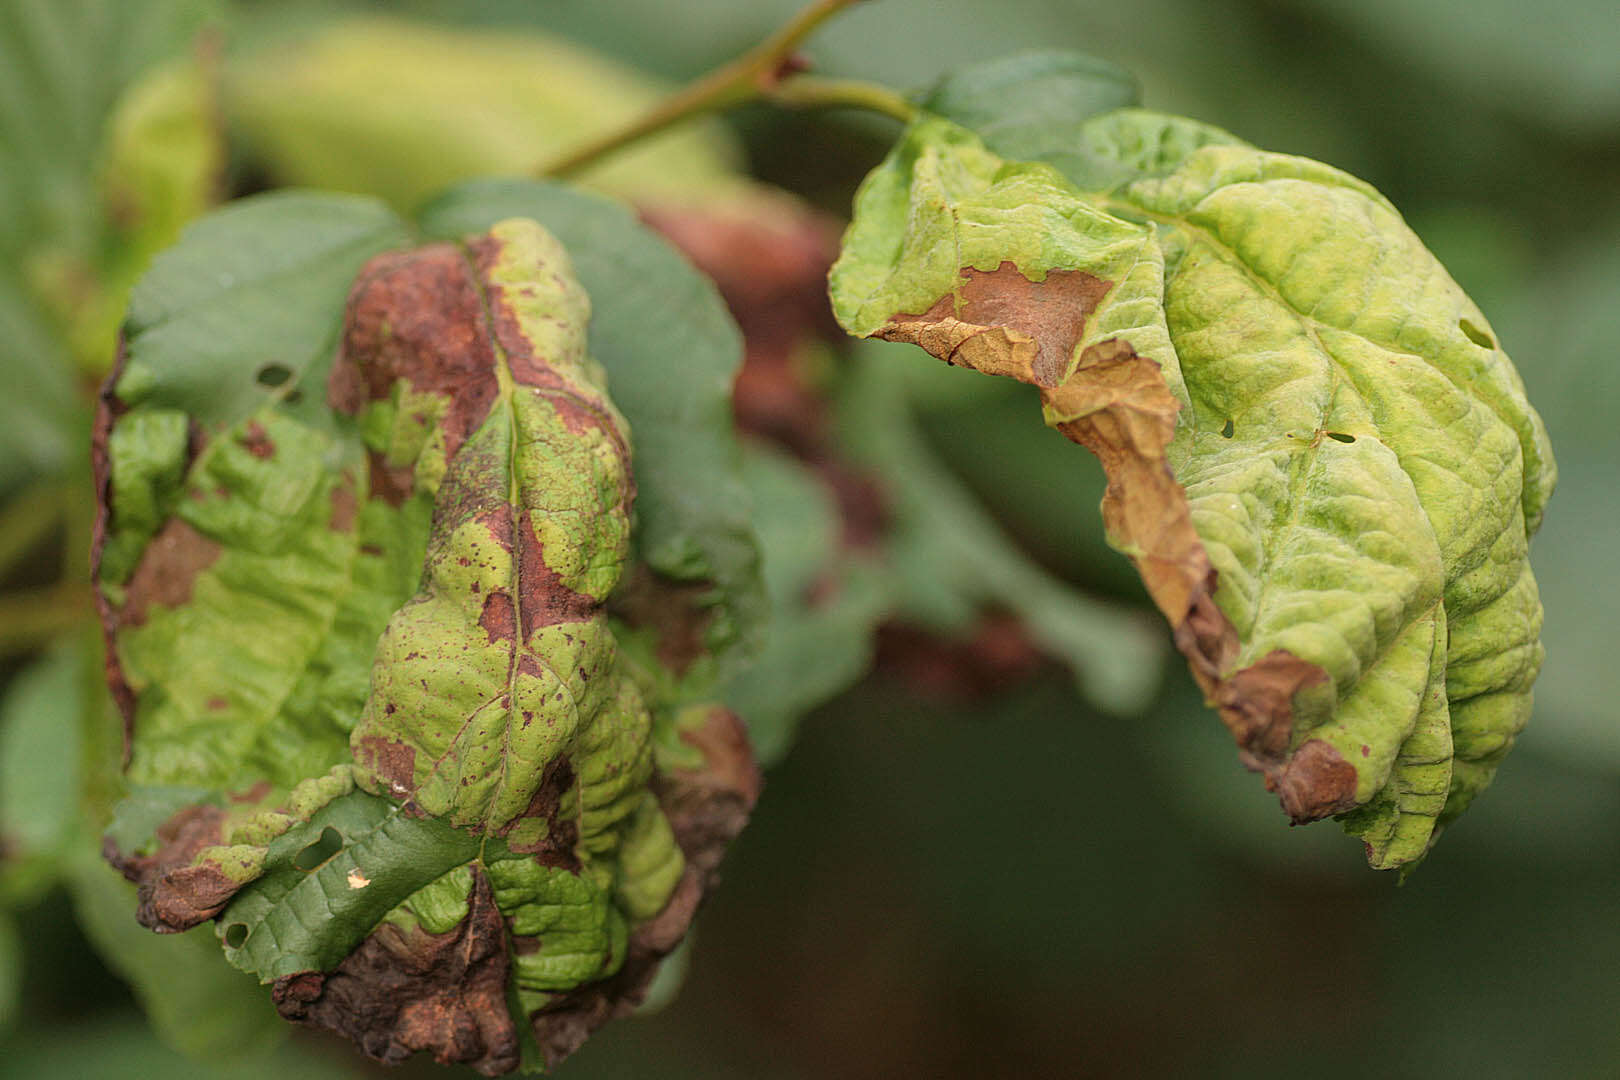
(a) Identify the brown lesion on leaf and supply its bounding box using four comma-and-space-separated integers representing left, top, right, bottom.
117, 518, 223, 628
329, 245, 501, 465
104, 803, 237, 933
353, 734, 416, 799
239, 420, 275, 460
877, 267, 1348, 823
498, 755, 580, 870
478, 590, 517, 644
272, 866, 521, 1077
529, 707, 759, 1070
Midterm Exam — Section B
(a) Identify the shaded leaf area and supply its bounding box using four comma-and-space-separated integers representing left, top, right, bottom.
831, 99, 1553, 870
96, 203, 760, 1072
0, 0, 224, 496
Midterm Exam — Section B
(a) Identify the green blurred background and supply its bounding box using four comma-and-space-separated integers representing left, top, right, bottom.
2, 0, 1617, 1077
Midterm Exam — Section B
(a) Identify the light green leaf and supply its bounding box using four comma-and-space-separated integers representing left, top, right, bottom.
226, 15, 743, 214
830, 110, 1554, 870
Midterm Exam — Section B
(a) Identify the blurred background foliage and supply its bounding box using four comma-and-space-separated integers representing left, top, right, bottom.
1, 0, 1617, 1076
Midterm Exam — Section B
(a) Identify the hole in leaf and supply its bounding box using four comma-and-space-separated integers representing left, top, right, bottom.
1458, 319, 1494, 349
284, 388, 304, 406
292, 826, 343, 871
1326, 432, 1356, 443
256, 363, 292, 388
1220, 419, 1234, 439
224, 923, 248, 948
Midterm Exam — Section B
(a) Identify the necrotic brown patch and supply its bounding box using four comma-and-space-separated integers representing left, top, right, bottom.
119, 518, 224, 627
478, 590, 516, 644
331, 245, 500, 463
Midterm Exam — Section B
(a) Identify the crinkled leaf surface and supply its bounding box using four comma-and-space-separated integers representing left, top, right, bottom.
97, 200, 760, 1073
830, 106, 1554, 870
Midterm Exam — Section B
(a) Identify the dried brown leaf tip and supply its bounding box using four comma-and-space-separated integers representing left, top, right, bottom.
832, 113, 1553, 866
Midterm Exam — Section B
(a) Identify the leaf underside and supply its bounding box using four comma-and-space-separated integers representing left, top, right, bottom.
830, 108, 1554, 870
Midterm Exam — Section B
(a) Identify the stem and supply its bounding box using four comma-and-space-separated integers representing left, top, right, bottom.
539, 0, 884, 179
766, 75, 916, 122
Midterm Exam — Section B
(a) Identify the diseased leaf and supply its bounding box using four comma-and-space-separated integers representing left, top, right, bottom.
98, 212, 759, 1073
830, 109, 1554, 870
419, 179, 765, 678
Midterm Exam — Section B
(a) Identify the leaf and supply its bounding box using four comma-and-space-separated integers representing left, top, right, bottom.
0, 645, 83, 862
829, 109, 1554, 870
419, 179, 765, 677
918, 50, 1140, 178
99, 212, 760, 1073
66, 856, 287, 1062
225, 15, 743, 215
721, 443, 889, 766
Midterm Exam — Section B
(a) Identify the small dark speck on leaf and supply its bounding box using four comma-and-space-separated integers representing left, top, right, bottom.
256, 364, 292, 388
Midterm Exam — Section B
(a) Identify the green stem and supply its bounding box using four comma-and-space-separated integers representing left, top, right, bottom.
538, 0, 893, 179
765, 75, 916, 122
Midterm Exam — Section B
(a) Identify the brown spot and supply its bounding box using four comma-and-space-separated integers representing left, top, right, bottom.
118, 518, 223, 627
104, 803, 238, 932
228, 780, 273, 804
354, 735, 416, 797
366, 451, 415, 509
329, 481, 358, 533
477, 590, 516, 644
207, 696, 229, 711
239, 420, 275, 459
874, 614, 1046, 700
329, 245, 500, 464
1273, 739, 1359, 822
607, 565, 716, 677
498, 756, 580, 869
273, 867, 519, 1076
513, 510, 597, 637
875, 267, 1340, 821
880, 262, 1113, 388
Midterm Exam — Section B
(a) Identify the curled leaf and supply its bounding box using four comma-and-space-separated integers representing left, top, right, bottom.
830, 110, 1554, 869
98, 213, 757, 1072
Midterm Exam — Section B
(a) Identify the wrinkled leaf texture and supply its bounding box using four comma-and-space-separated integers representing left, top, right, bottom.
96, 184, 762, 1073
831, 67, 1554, 870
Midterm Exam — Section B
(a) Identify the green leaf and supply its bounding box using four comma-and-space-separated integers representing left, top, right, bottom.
918, 50, 1140, 178
66, 856, 286, 1062
830, 109, 1554, 870
119, 190, 413, 428
722, 443, 889, 766
419, 178, 765, 677
0, 645, 84, 862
